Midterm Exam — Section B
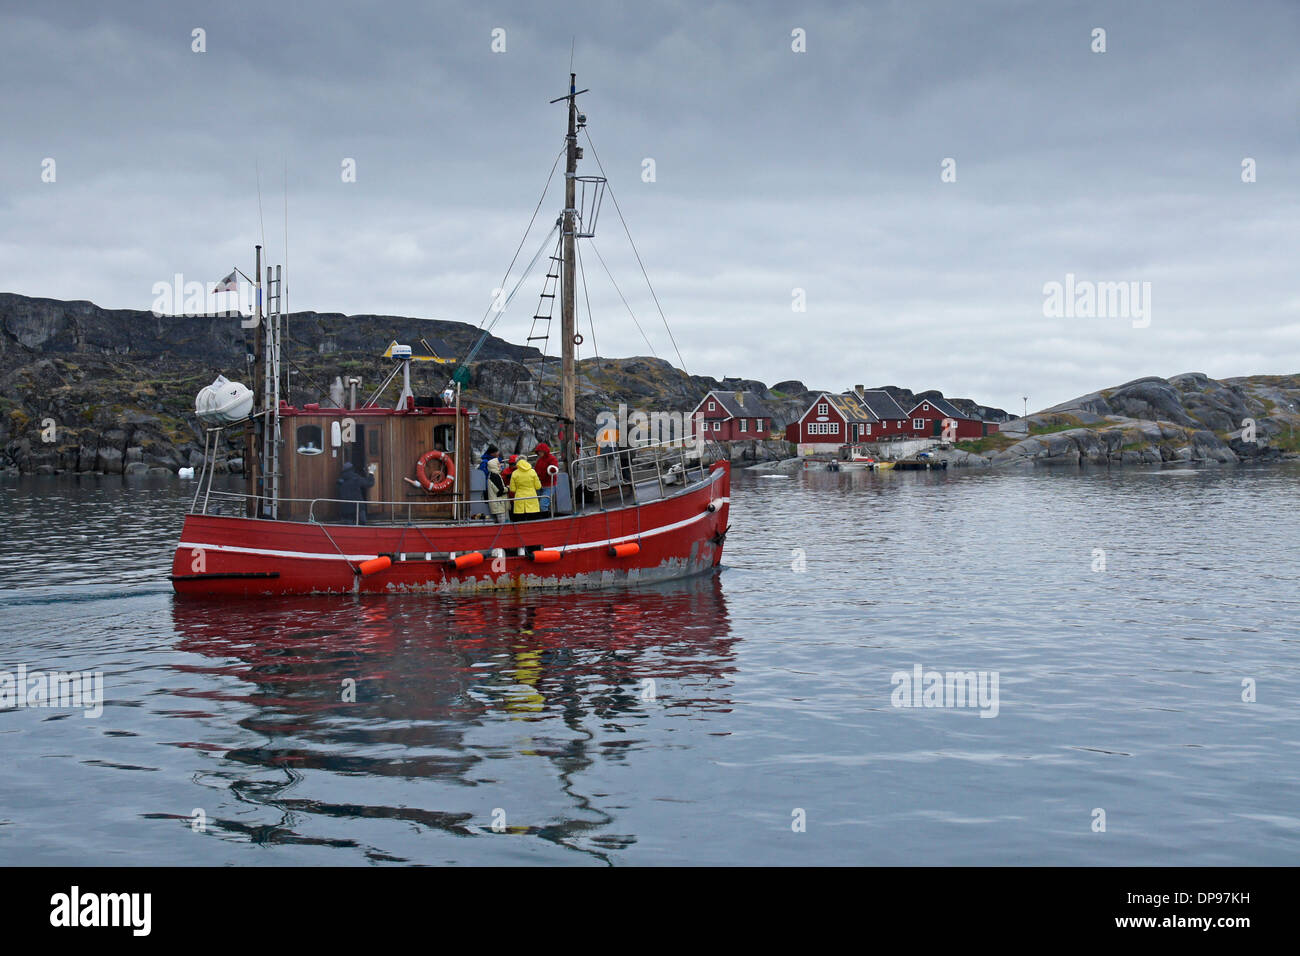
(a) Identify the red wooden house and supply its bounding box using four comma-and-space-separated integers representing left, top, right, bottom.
691, 390, 772, 441
785, 392, 867, 449
854, 388, 911, 440
786, 388, 913, 449
906, 397, 992, 440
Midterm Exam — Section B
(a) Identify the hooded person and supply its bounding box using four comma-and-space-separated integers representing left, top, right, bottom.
485, 452, 509, 523
509, 457, 542, 520
337, 460, 375, 524
533, 442, 559, 513
534, 443, 559, 486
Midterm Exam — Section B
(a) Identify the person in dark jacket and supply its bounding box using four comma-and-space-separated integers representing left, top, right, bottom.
338, 460, 375, 524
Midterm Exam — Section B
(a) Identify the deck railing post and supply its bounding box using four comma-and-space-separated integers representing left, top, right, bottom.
200, 429, 218, 516
190, 429, 209, 514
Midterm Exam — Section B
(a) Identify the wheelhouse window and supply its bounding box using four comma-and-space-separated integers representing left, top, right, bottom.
295, 424, 323, 455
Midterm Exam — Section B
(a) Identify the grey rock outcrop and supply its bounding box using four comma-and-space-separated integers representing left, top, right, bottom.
983, 373, 1298, 468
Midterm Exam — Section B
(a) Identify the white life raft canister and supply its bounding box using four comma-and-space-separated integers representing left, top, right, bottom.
195, 375, 255, 425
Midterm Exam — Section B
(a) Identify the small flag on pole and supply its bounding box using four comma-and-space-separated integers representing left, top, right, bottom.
212, 270, 238, 293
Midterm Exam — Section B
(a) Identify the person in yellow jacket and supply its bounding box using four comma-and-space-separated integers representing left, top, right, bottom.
509, 457, 542, 520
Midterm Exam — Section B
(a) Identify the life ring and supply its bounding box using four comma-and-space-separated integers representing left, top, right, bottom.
573, 332, 584, 345
416, 449, 455, 492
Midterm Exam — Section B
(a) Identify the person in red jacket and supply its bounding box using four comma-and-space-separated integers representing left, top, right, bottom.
534, 442, 559, 515
534, 443, 559, 482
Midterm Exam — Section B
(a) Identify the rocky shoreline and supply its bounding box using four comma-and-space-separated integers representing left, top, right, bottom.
936, 373, 1300, 468
2, 293, 1293, 476
0, 293, 1003, 476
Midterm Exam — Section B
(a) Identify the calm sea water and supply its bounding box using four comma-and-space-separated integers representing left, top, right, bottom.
1, 464, 1297, 865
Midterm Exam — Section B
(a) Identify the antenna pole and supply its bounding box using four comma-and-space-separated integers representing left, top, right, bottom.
560, 72, 578, 468
250, 243, 264, 516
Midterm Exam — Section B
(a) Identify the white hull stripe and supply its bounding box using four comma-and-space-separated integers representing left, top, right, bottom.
551, 497, 729, 554
179, 496, 730, 564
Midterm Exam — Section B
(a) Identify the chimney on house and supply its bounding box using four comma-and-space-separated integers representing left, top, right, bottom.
854, 384, 865, 399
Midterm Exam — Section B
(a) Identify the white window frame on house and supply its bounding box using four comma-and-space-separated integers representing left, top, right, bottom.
913, 418, 924, 430
756, 418, 764, 432
807, 422, 839, 436
817, 402, 828, 415
712, 420, 721, 432
739, 418, 747, 432
923, 404, 930, 411
865, 422, 872, 435
708, 400, 716, 411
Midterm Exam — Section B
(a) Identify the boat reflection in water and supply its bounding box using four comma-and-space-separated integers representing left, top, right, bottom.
168, 572, 735, 863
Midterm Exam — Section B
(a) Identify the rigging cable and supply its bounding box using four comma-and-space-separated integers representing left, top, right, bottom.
476, 141, 567, 332
588, 240, 658, 358
455, 221, 561, 379
582, 129, 689, 376
574, 238, 601, 402
574, 238, 600, 361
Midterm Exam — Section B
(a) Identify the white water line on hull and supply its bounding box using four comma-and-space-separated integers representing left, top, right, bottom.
178, 497, 730, 564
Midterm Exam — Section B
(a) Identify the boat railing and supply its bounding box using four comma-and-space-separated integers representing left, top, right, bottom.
192, 488, 528, 526
567, 435, 717, 511
187, 434, 721, 525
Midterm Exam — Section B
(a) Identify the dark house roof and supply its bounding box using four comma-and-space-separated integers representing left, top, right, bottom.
698, 389, 772, 420
909, 396, 977, 420
855, 389, 909, 419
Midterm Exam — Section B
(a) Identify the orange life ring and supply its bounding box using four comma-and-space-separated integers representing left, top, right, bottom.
416, 449, 455, 492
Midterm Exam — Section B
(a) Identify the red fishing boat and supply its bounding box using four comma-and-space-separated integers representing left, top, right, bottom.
170, 73, 731, 597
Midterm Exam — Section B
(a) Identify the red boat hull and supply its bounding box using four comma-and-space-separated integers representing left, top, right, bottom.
171, 462, 730, 597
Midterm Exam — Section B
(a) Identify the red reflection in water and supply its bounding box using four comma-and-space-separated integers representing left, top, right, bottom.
167, 572, 738, 859
169, 572, 737, 726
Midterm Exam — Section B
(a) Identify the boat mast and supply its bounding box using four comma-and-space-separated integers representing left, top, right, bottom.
560, 72, 579, 468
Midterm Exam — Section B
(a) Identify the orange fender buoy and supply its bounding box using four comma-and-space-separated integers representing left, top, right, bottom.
608, 542, 640, 558
359, 555, 392, 576
415, 449, 455, 492
531, 549, 562, 563
450, 551, 485, 570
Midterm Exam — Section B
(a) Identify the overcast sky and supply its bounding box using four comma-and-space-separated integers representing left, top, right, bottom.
2, 0, 1297, 413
